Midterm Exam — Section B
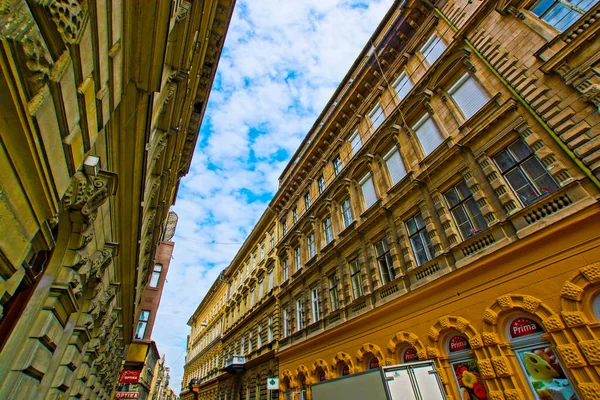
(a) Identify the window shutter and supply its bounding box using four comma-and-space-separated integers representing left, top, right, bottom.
450, 75, 489, 119
394, 73, 413, 101
422, 35, 446, 65
413, 116, 443, 156
360, 175, 377, 209
384, 149, 407, 185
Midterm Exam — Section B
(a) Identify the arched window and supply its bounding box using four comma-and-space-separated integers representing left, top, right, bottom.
299, 373, 307, 400
401, 346, 418, 363
593, 293, 600, 320
339, 363, 350, 377
507, 316, 578, 400
447, 334, 488, 400
368, 356, 380, 370
318, 368, 327, 382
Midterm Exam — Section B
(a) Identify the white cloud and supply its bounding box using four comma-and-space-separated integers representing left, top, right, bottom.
152, 0, 394, 392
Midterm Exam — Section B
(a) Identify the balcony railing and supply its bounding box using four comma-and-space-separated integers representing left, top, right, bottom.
222, 355, 246, 373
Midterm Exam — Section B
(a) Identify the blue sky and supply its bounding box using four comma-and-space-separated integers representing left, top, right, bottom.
152, 0, 394, 391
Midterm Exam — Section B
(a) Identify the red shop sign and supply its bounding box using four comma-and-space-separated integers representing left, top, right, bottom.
115, 393, 139, 399
509, 317, 543, 339
119, 370, 141, 383
403, 347, 418, 363
448, 335, 470, 353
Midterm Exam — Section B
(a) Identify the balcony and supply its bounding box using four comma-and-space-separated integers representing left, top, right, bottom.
222, 355, 246, 373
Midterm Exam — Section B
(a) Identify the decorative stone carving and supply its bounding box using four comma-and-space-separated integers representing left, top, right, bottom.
483, 308, 498, 324
488, 391, 505, 400
542, 314, 565, 332
33, 0, 88, 44
561, 280, 584, 301
578, 382, 600, 400
496, 295, 512, 309
579, 340, 600, 365
504, 389, 523, 400
469, 334, 484, 349
63, 171, 118, 223
482, 332, 499, 346
561, 311, 587, 327
522, 296, 541, 314
556, 343, 587, 368
491, 356, 512, 377
581, 263, 600, 283
477, 359, 496, 379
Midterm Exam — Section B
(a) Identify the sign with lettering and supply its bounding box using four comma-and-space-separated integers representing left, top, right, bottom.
115, 393, 139, 399
119, 370, 141, 383
448, 335, 470, 353
509, 317, 543, 339
403, 347, 418, 363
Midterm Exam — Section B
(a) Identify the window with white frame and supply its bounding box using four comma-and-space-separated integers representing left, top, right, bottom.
444, 180, 488, 239
449, 73, 489, 119
249, 331, 253, 353
270, 231, 275, 249
241, 335, 246, 355
260, 244, 265, 260
135, 310, 151, 339
268, 268, 274, 290
323, 217, 333, 244
493, 138, 558, 206
304, 192, 311, 210
308, 233, 316, 258
283, 309, 289, 338
349, 259, 364, 299
375, 239, 396, 284
393, 72, 413, 101
333, 156, 342, 176
406, 213, 435, 266
369, 103, 385, 131
421, 34, 446, 65
311, 288, 320, 322
257, 324, 262, 348
250, 288, 255, 308
341, 197, 353, 228
149, 264, 162, 288
268, 316, 274, 342
259, 279, 264, 299
282, 220, 287, 236
349, 129, 362, 152
318, 174, 326, 193
253, 254, 257, 269
384, 147, 407, 186
294, 246, 302, 272
530, 0, 599, 32
282, 258, 289, 281
293, 207, 298, 224
296, 300, 304, 330
360, 173, 378, 209
412, 114, 443, 156
329, 274, 340, 311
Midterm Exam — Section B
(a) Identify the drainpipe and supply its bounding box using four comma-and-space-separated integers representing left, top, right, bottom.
430, 5, 600, 189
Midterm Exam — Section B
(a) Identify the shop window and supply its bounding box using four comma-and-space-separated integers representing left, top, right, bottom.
447, 334, 488, 400
421, 34, 447, 65
444, 179, 487, 239
384, 147, 407, 186
360, 173, 378, 209
412, 114, 443, 156
493, 138, 558, 206
401, 346, 418, 363
530, 0, 598, 32
508, 316, 578, 400
449, 74, 490, 120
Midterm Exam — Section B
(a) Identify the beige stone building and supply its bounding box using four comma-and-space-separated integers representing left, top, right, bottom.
184, 0, 600, 399
0, 0, 234, 398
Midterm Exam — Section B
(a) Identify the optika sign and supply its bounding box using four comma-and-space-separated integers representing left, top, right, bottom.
509, 317, 543, 339
118, 370, 141, 383
114, 393, 139, 399
448, 335, 470, 353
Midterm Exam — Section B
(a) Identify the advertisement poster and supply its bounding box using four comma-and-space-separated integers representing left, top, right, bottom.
452, 360, 487, 400
517, 346, 578, 400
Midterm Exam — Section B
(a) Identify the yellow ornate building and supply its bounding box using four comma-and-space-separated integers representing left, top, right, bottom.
0, 0, 234, 398
184, 0, 600, 399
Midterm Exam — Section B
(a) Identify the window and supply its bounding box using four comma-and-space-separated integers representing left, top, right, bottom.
393, 72, 413, 101
293, 208, 298, 224
282, 220, 287, 236
282, 258, 289, 281
369, 103, 385, 131
375, 239, 396, 284
283, 309, 289, 338
384, 147, 407, 186
270, 231, 275, 249
241, 335, 245, 355
249, 331, 253, 353
295, 247, 302, 272
412, 114, 443, 156
333, 156, 342, 176
253, 254, 257, 269
444, 180, 488, 239
258, 324, 262, 348
268, 316, 274, 342
349, 129, 362, 152
296, 300, 304, 330
268, 269, 274, 290
329, 274, 340, 311
250, 288, 255, 308
259, 279, 264, 299
449, 74, 489, 119
406, 213, 435, 266
360, 173, 378, 209
260, 244, 265, 260
304, 192, 311, 210
318, 175, 326, 193
341, 197, 353, 228
493, 139, 558, 206
308, 233, 316, 258
311, 288, 320, 322
349, 259, 364, 299
530, 0, 598, 31
135, 310, 151, 339
149, 264, 162, 288
323, 217, 333, 244
421, 34, 446, 65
